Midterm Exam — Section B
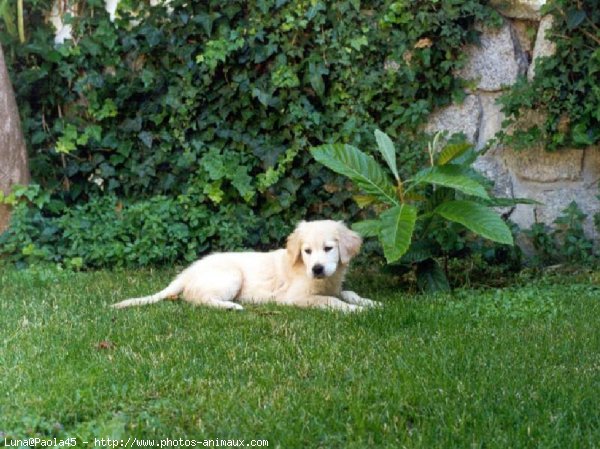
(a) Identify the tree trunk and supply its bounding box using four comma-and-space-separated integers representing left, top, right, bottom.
0, 44, 30, 233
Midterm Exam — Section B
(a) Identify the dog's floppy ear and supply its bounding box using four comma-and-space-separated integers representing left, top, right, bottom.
286, 221, 305, 266
338, 222, 362, 264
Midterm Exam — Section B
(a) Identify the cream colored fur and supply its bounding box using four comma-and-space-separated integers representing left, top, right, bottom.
111, 220, 379, 312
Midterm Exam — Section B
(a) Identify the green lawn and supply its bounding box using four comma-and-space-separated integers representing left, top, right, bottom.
1, 266, 599, 448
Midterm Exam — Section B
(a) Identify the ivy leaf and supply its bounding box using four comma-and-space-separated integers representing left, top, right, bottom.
203, 180, 224, 204
200, 148, 226, 180
308, 62, 327, 97
252, 88, 278, 108
231, 169, 255, 202
92, 99, 118, 120
193, 13, 214, 35
349, 35, 369, 51
571, 123, 593, 146
566, 9, 586, 30
56, 124, 78, 154
85, 125, 102, 143
138, 131, 153, 149
416, 259, 451, 293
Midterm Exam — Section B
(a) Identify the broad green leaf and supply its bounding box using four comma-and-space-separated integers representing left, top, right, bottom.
0, 0, 17, 38
434, 200, 513, 245
436, 142, 472, 165
484, 197, 541, 207
416, 259, 451, 293
312, 144, 399, 205
450, 147, 479, 166
352, 219, 381, 238
379, 204, 417, 262
353, 194, 378, 208
412, 165, 489, 200
374, 129, 399, 181
400, 240, 437, 264
425, 186, 455, 212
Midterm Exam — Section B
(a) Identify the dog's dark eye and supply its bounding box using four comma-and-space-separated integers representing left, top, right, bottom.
324, 246, 333, 252
304, 249, 312, 255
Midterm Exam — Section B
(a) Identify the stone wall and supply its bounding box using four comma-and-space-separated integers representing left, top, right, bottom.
424, 0, 599, 244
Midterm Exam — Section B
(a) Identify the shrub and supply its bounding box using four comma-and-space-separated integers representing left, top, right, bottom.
0, 185, 263, 268
311, 130, 527, 291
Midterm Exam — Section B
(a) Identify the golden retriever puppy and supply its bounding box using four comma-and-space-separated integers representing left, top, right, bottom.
111, 220, 379, 312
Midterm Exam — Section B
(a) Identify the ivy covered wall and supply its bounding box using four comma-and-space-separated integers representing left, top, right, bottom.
0, 0, 501, 267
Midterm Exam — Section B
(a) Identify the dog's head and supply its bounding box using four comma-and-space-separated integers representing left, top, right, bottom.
286, 220, 362, 279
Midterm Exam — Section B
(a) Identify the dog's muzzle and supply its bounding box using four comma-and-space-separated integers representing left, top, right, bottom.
312, 264, 325, 278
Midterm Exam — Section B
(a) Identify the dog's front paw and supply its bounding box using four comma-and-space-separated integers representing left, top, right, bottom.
346, 304, 366, 313
361, 298, 383, 308
341, 291, 382, 308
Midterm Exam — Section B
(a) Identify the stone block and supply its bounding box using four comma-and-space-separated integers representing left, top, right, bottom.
456, 21, 527, 92
424, 95, 482, 143
490, 0, 546, 20
511, 19, 537, 55
477, 92, 506, 149
528, 15, 556, 80
503, 146, 584, 182
506, 145, 600, 238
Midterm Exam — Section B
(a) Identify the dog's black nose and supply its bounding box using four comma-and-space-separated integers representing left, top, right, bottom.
312, 264, 324, 277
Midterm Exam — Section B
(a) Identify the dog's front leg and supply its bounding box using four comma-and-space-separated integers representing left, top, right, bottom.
287, 295, 364, 312
340, 290, 381, 308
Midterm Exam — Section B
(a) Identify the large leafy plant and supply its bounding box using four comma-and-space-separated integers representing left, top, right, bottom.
312, 131, 518, 291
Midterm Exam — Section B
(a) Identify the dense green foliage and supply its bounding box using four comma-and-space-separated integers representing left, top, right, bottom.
527, 201, 596, 266
2, 266, 600, 446
0, 0, 500, 267
0, 185, 261, 268
499, 0, 600, 150
312, 131, 522, 291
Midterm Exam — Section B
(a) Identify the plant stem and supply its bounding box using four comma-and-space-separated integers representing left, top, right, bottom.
17, 0, 24, 43
397, 178, 405, 203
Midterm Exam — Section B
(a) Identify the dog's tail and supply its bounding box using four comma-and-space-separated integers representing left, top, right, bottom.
111, 277, 184, 309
